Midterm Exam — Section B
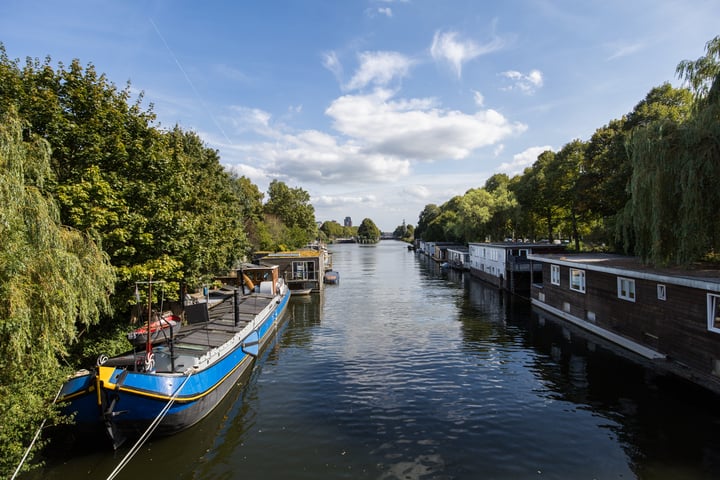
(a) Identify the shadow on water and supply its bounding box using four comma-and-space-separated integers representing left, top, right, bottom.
449, 269, 720, 480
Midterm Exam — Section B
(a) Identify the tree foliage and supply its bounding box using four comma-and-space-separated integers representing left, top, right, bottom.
320, 220, 356, 240
413, 36, 718, 265
264, 179, 317, 249
0, 109, 115, 477
0, 45, 299, 472
357, 217, 381, 242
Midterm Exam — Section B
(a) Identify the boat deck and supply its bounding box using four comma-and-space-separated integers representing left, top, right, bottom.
121, 289, 277, 374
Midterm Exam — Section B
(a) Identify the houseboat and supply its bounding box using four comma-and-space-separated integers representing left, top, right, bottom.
259, 249, 328, 293
446, 246, 470, 270
59, 264, 290, 448
468, 242, 565, 295
528, 252, 720, 394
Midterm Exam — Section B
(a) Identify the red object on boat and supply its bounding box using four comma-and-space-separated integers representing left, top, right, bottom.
128, 314, 182, 345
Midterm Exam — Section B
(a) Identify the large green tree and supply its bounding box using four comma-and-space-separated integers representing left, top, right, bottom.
264, 180, 317, 248
0, 48, 256, 303
619, 38, 719, 264
357, 217, 381, 242
0, 110, 115, 477
513, 150, 565, 242
415, 204, 440, 240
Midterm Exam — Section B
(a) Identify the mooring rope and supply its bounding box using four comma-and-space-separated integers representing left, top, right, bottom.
105, 370, 194, 480
10, 384, 64, 480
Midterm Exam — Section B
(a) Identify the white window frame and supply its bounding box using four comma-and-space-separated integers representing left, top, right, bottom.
708, 293, 720, 333
550, 265, 560, 286
569, 268, 586, 293
617, 277, 636, 302
657, 284, 666, 301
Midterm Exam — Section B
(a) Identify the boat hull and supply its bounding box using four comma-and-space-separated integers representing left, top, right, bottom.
60, 284, 290, 447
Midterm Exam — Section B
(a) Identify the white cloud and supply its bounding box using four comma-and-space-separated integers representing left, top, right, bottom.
378, 7, 392, 17
218, 86, 525, 196
403, 184, 431, 199
431, 30, 504, 77
345, 51, 413, 91
501, 69, 544, 94
313, 194, 377, 207
325, 88, 526, 160
497, 145, 553, 175
606, 41, 644, 61
322, 50, 343, 83
473, 90, 484, 107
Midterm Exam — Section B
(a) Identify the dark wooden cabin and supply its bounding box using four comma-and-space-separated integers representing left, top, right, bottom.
528, 253, 720, 393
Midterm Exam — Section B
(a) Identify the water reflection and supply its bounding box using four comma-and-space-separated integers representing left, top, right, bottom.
24, 242, 720, 479
454, 270, 720, 480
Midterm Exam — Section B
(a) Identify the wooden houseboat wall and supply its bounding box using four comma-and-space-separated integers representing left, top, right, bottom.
468, 242, 565, 295
259, 250, 326, 293
528, 253, 720, 393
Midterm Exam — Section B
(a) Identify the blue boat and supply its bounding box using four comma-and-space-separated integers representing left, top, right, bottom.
58, 264, 290, 449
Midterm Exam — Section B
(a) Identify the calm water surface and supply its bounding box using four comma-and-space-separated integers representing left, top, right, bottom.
28, 241, 720, 479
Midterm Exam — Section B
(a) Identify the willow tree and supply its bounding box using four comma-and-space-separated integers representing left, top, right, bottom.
0, 111, 115, 477
624, 36, 720, 264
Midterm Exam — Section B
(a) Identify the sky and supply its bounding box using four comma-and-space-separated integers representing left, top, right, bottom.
1, 1, 719, 232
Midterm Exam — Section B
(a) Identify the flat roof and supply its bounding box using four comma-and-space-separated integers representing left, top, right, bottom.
528, 252, 720, 291
468, 242, 566, 249
263, 249, 321, 258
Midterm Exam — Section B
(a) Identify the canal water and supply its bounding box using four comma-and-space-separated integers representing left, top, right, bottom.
26, 241, 720, 479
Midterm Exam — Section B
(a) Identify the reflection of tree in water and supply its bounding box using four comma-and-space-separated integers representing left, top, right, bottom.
454, 274, 720, 479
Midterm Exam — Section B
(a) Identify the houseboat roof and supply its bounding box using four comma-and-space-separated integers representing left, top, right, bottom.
528, 252, 720, 291
262, 249, 322, 258
468, 241, 566, 249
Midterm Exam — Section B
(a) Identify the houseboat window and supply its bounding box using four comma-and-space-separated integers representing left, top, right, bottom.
551, 265, 560, 286
708, 294, 720, 333
657, 284, 666, 301
617, 277, 636, 302
292, 261, 315, 280
519, 249, 529, 257
569, 268, 585, 293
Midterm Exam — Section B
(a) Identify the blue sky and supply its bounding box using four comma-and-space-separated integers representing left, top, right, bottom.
2, 1, 718, 231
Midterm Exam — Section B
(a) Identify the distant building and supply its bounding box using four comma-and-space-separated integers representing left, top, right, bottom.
344, 216, 352, 227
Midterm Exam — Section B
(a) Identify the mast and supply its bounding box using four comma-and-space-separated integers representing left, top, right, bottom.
145, 274, 153, 371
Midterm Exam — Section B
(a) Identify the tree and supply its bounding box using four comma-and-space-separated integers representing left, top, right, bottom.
482, 174, 518, 241
0, 110, 115, 477
676, 35, 720, 99
357, 218, 380, 242
393, 221, 414, 240
321, 220, 346, 239
620, 37, 720, 264
0, 50, 257, 304
264, 180, 317, 248
554, 139, 586, 250
456, 189, 493, 241
415, 204, 440, 240
513, 150, 564, 242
